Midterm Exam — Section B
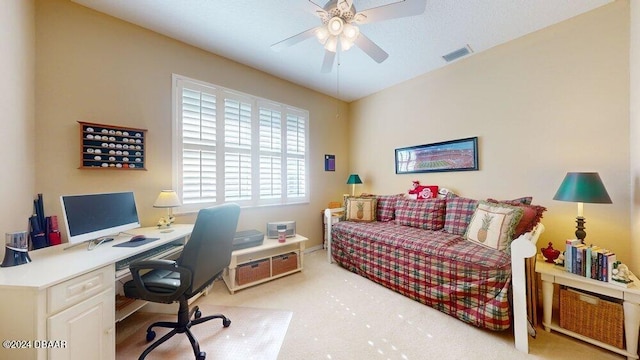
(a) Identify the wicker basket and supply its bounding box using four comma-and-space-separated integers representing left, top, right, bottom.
236, 259, 270, 285
559, 287, 624, 349
272, 252, 298, 276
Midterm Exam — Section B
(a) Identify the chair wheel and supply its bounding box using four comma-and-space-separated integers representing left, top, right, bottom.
146, 330, 156, 342
197, 351, 206, 360
223, 318, 231, 327
194, 309, 202, 319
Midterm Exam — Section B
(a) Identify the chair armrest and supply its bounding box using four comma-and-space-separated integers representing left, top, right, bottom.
129, 258, 179, 272
128, 259, 192, 303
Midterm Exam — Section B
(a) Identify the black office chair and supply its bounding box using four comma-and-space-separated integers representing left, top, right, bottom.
123, 203, 240, 360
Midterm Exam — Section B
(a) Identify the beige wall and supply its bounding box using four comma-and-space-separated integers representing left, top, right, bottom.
631, 0, 640, 275
11, 0, 636, 266
0, 0, 35, 258
34, 0, 350, 249
350, 2, 632, 265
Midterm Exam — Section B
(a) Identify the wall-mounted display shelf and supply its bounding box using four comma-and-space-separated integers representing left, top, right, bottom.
79, 121, 147, 170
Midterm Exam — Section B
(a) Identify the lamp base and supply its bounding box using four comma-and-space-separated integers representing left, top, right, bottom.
575, 216, 586, 244
160, 228, 174, 233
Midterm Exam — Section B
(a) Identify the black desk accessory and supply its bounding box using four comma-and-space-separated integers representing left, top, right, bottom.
2, 231, 31, 267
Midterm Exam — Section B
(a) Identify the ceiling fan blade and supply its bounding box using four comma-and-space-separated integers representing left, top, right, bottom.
271, 26, 321, 52
307, 0, 326, 12
337, 0, 354, 13
355, 0, 426, 24
321, 50, 336, 73
306, 0, 329, 20
354, 33, 389, 63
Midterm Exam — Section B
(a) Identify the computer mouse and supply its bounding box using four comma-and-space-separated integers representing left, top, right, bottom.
129, 235, 147, 242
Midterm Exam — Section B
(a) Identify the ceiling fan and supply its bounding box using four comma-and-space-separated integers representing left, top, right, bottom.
271, 0, 427, 73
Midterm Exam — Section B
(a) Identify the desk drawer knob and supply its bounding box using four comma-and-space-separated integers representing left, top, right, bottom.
84, 282, 94, 290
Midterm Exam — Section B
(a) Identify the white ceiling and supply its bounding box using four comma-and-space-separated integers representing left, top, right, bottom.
71, 0, 612, 102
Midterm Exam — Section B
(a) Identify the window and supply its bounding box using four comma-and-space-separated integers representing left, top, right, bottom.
172, 74, 309, 212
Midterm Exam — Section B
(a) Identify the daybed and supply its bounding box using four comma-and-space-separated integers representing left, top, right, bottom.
325, 194, 544, 352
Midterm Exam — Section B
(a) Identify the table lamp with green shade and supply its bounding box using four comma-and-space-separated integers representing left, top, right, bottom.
346, 174, 362, 196
553, 172, 612, 243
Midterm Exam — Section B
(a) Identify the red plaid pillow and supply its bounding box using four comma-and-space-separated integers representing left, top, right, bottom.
488, 197, 533, 205
394, 198, 446, 230
487, 198, 546, 237
375, 194, 404, 222
444, 197, 479, 235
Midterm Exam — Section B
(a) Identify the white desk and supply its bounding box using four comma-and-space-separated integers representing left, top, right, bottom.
0, 224, 193, 360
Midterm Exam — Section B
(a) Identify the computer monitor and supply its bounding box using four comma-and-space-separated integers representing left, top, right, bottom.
60, 191, 141, 245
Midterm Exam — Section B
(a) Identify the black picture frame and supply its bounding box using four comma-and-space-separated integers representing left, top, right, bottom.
395, 137, 479, 174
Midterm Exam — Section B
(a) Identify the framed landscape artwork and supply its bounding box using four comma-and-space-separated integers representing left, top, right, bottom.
395, 137, 479, 174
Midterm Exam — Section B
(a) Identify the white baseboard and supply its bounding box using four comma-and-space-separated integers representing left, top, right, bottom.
304, 244, 323, 253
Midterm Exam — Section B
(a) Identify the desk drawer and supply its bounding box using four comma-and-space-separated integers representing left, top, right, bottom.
48, 266, 114, 314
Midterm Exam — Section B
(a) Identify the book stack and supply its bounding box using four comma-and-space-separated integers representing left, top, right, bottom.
564, 239, 617, 283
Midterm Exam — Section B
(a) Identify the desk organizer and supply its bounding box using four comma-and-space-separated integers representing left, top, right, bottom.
79, 121, 147, 170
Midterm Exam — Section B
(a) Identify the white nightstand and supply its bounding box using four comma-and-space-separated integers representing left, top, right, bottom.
323, 210, 342, 246
323, 207, 344, 263
536, 259, 640, 359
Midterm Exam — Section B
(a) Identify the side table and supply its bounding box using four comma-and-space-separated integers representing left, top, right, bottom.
222, 234, 308, 294
536, 259, 640, 360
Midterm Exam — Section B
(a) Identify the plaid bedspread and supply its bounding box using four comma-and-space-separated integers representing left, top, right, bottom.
331, 221, 513, 331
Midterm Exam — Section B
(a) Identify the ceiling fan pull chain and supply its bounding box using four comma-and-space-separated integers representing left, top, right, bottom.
336, 51, 340, 119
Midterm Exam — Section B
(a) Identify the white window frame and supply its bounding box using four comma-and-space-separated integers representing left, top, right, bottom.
172, 74, 310, 213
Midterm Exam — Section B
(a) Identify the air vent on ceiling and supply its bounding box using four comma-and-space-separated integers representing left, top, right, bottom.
442, 45, 473, 63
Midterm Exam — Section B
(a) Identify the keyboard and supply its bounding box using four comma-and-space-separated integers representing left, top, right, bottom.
115, 242, 183, 272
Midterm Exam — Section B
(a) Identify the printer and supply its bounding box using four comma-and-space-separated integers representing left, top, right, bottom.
232, 230, 264, 251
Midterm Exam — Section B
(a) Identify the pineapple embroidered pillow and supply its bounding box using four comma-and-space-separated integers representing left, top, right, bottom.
464, 201, 524, 251
345, 197, 377, 222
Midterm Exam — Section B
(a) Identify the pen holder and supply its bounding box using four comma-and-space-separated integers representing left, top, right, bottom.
1, 231, 31, 267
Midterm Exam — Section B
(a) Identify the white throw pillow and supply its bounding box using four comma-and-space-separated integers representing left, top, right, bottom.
345, 197, 377, 222
464, 201, 524, 251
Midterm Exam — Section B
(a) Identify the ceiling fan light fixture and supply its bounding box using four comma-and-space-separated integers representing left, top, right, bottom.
340, 36, 354, 51
271, 0, 427, 71
327, 17, 344, 36
342, 23, 359, 41
315, 27, 329, 44
324, 36, 338, 52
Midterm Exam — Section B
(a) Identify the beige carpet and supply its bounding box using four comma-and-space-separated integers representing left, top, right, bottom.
117, 250, 623, 359
116, 305, 292, 359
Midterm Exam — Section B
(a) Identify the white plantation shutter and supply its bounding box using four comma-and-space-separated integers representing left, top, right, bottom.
224, 152, 251, 201
259, 106, 282, 200
182, 149, 216, 203
224, 97, 252, 202
286, 113, 306, 198
224, 98, 252, 150
179, 84, 217, 205
173, 74, 309, 211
